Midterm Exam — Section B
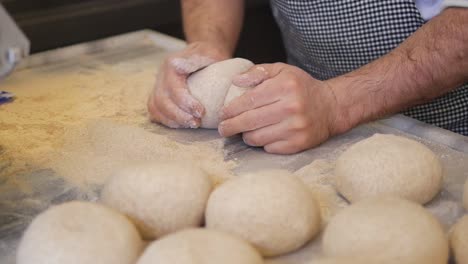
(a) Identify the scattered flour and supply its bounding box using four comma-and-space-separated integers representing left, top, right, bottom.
294, 159, 348, 226
48, 119, 235, 187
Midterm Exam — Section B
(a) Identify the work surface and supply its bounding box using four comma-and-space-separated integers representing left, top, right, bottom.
1, 30, 467, 264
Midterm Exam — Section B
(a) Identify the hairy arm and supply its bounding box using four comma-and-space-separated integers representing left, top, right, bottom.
181, 0, 245, 57
329, 8, 468, 133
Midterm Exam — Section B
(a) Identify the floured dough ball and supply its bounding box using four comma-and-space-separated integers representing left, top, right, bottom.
100, 161, 213, 239
137, 228, 264, 264
335, 134, 443, 204
205, 170, 321, 257
187, 58, 254, 128
16, 201, 143, 264
450, 215, 468, 264
463, 178, 468, 210
312, 256, 381, 264
322, 197, 448, 264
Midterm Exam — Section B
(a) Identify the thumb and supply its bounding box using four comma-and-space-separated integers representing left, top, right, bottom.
232, 63, 284, 87
170, 54, 216, 75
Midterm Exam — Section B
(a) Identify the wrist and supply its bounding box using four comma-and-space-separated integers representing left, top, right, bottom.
186, 41, 233, 61
325, 77, 362, 136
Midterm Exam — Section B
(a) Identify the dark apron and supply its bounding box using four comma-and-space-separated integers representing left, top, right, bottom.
270, 0, 468, 135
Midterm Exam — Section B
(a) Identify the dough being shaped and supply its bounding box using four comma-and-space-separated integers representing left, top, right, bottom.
101, 162, 213, 239
187, 58, 254, 128
16, 201, 143, 264
136, 228, 264, 264
322, 197, 448, 264
450, 215, 468, 264
205, 170, 321, 257
463, 178, 468, 210
335, 134, 443, 204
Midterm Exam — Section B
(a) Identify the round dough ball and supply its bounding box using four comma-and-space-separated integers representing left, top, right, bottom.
335, 134, 443, 204
450, 215, 468, 264
101, 162, 213, 239
205, 170, 321, 257
312, 256, 381, 264
187, 58, 254, 128
322, 197, 448, 264
463, 178, 468, 210
16, 201, 143, 264
137, 228, 264, 264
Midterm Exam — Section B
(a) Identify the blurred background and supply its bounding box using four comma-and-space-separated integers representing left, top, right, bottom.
1, 0, 286, 63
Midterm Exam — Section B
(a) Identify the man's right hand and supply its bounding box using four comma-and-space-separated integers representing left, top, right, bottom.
148, 42, 230, 128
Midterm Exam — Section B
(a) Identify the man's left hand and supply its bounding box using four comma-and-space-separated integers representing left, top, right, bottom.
219, 63, 344, 154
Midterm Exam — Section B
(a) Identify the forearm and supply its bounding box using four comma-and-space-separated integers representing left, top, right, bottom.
328, 8, 468, 133
181, 0, 245, 57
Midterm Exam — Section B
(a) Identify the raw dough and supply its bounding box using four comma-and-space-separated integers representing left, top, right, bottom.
335, 134, 443, 204
450, 215, 468, 264
463, 178, 468, 210
311, 256, 381, 264
187, 58, 254, 128
100, 161, 213, 239
16, 201, 143, 264
205, 170, 321, 257
294, 159, 348, 226
322, 197, 448, 264
136, 228, 264, 264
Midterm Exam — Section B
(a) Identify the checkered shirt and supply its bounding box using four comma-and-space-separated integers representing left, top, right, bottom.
270, 0, 468, 135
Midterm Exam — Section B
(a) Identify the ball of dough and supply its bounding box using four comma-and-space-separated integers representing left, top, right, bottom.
335, 134, 443, 204
136, 228, 264, 264
16, 201, 143, 264
205, 170, 321, 257
100, 162, 213, 239
187, 58, 254, 128
463, 178, 468, 210
322, 197, 449, 264
312, 256, 381, 264
450, 215, 468, 264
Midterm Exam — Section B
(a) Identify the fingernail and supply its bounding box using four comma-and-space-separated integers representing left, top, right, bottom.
189, 120, 198, 129
237, 73, 249, 79
192, 108, 202, 119
218, 122, 225, 135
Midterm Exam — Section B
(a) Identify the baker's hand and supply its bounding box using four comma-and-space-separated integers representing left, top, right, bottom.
219, 63, 343, 154
148, 42, 229, 128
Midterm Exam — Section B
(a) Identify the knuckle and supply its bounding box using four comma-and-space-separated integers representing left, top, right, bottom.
284, 101, 304, 115
290, 117, 309, 130
283, 77, 300, 91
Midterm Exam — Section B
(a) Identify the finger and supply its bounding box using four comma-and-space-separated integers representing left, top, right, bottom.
264, 140, 299, 155
148, 97, 181, 128
166, 70, 205, 118
170, 54, 216, 75
160, 95, 201, 128
242, 121, 288, 147
232, 63, 286, 87
220, 71, 290, 120
232, 65, 269, 88
218, 101, 287, 137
